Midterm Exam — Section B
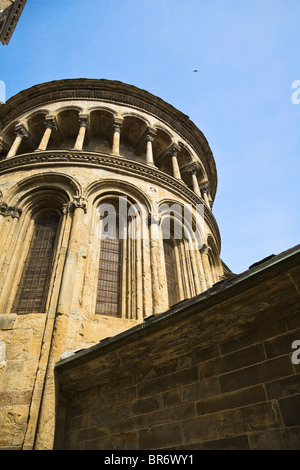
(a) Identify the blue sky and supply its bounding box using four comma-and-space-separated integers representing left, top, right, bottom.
1, 0, 299, 274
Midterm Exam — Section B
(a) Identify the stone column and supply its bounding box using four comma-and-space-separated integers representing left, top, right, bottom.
189, 168, 201, 197
145, 128, 157, 166
37, 116, 56, 151
7, 124, 27, 158
112, 118, 123, 154
201, 184, 211, 207
73, 114, 88, 151
170, 145, 182, 179
148, 208, 169, 314
56, 196, 87, 316
188, 240, 203, 295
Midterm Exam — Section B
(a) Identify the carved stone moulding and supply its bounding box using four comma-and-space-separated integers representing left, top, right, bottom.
0, 150, 221, 246
0, 202, 22, 219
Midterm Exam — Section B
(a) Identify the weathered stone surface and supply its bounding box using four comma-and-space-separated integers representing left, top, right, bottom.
53, 245, 300, 450
1, 78, 299, 451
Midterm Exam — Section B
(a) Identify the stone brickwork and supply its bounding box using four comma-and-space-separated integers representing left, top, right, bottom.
54, 246, 300, 450
0, 313, 46, 448
0, 311, 137, 450
0, 79, 225, 450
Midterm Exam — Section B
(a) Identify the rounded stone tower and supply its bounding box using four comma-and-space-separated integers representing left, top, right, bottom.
0, 79, 225, 449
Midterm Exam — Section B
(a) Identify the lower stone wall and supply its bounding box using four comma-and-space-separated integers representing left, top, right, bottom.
0, 313, 46, 449
54, 247, 300, 450
0, 312, 138, 450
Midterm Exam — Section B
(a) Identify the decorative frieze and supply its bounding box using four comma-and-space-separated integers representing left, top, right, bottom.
0, 151, 220, 245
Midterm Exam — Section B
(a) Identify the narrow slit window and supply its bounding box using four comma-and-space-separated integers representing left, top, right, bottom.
12, 212, 60, 314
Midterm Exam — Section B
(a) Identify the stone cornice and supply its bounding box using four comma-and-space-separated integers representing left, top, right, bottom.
0, 0, 27, 45
0, 150, 221, 246
0, 79, 217, 199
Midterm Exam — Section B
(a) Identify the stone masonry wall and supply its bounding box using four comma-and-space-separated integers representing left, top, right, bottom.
54, 247, 300, 450
0, 312, 138, 450
0, 313, 46, 449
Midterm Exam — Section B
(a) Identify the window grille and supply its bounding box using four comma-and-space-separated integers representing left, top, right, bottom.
164, 238, 179, 307
96, 224, 122, 317
12, 212, 60, 314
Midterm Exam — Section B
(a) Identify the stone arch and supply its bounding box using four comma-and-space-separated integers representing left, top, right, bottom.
0, 175, 79, 315
87, 109, 115, 153
121, 111, 151, 127
119, 115, 149, 160
0, 120, 21, 152
159, 199, 205, 302
88, 105, 117, 116
26, 111, 50, 151
207, 233, 220, 257
6, 172, 81, 209
55, 108, 81, 148
151, 128, 174, 173
89, 184, 151, 321
86, 178, 152, 212
159, 198, 204, 248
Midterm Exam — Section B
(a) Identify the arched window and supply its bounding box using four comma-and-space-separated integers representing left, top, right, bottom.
96, 220, 122, 317
12, 211, 60, 314
163, 238, 179, 307
94, 194, 148, 319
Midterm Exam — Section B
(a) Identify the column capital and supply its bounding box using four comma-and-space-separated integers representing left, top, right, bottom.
145, 127, 157, 143
0, 202, 22, 219
169, 143, 181, 157
200, 182, 209, 193
15, 123, 28, 138
63, 196, 87, 215
44, 115, 57, 131
78, 113, 89, 129
187, 163, 198, 176
113, 117, 123, 132
147, 212, 161, 226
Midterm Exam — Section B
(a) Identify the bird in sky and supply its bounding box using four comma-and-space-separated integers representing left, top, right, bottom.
193, 70, 199, 73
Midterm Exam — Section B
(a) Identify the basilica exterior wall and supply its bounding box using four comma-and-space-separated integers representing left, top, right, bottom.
0, 79, 226, 449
